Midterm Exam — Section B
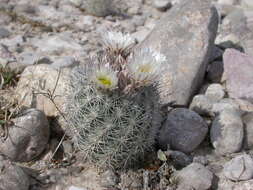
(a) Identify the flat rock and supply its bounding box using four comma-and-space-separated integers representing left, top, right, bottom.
158, 108, 208, 153
15, 64, 71, 117
133, 0, 219, 106
223, 154, 253, 181
0, 109, 50, 162
223, 49, 253, 103
210, 109, 244, 155
177, 163, 213, 190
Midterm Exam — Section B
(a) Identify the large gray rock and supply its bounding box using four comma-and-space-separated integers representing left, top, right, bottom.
0, 109, 50, 162
210, 109, 244, 155
223, 49, 253, 103
176, 163, 213, 190
158, 108, 208, 153
0, 156, 30, 190
223, 154, 253, 181
133, 0, 218, 106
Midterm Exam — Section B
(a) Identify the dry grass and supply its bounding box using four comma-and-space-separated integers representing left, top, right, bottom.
0, 65, 19, 90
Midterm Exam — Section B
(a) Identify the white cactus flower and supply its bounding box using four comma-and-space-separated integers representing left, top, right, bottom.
128, 48, 166, 85
92, 66, 118, 90
101, 31, 135, 55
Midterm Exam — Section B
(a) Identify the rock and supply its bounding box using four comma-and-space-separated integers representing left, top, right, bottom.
221, 9, 248, 37
153, 0, 172, 11
218, 178, 253, 190
32, 34, 83, 55
244, 10, 253, 32
14, 4, 37, 15
76, 15, 95, 29
176, 163, 213, 190
165, 150, 192, 168
212, 98, 240, 114
83, 0, 113, 17
0, 44, 16, 66
69, 0, 83, 7
223, 154, 253, 181
0, 109, 50, 162
193, 156, 208, 166
210, 109, 244, 155
209, 46, 224, 63
119, 171, 143, 189
215, 33, 241, 49
218, 0, 237, 5
158, 108, 208, 153
223, 49, 253, 103
242, 0, 253, 8
206, 61, 224, 83
0, 27, 10, 39
132, 15, 146, 27
133, 0, 218, 106
51, 56, 78, 68
214, 3, 238, 17
15, 52, 51, 73
15, 64, 71, 117
205, 83, 225, 102
100, 170, 119, 187
241, 30, 253, 57
69, 186, 86, 190
235, 99, 253, 112
62, 141, 73, 156
132, 28, 151, 43
0, 156, 30, 190
190, 95, 215, 116
243, 112, 253, 150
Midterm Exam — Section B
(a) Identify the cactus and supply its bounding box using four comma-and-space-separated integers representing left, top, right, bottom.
66, 31, 165, 170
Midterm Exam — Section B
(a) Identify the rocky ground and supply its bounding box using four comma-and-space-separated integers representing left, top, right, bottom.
1, 0, 253, 189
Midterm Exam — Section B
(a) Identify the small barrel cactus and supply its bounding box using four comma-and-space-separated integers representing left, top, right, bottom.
66, 31, 165, 170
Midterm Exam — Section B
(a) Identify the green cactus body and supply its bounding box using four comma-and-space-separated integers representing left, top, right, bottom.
66, 31, 165, 170
67, 65, 163, 170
